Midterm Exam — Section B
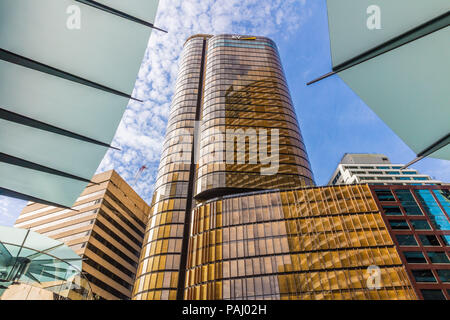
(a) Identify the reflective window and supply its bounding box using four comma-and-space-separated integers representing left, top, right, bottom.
427, 252, 450, 264
437, 269, 450, 283
419, 235, 441, 247
388, 220, 409, 230
375, 190, 395, 201
412, 269, 436, 283
383, 206, 402, 216
433, 190, 450, 215
410, 220, 432, 230
440, 235, 450, 246
420, 289, 446, 300
395, 190, 423, 216
415, 190, 450, 230
395, 235, 418, 246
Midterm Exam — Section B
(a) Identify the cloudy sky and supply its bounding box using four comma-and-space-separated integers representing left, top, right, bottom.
1, 0, 449, 226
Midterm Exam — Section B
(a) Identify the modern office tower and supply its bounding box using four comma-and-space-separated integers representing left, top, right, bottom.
371, 185, 450, 300
328, 153, 442, 186
133, 34, 315, 300
14, 170, 149, 300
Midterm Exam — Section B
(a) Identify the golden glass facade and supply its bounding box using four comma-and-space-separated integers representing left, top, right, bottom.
185, 185, 416, 300
133, 35, 211, 300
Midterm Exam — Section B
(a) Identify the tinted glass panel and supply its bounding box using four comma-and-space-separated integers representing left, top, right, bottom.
395, 190, 414, 202
412, 269, 436, 283
410, 220, 432, 230
428, 252, 450, 264
404, 252, 427, 264
419, 235, 441, 247
374, 190, 395, 201
395, 235, 418, 246
440, 235, 450, 246
433, 190, 450, 215
437, 269, 450, 283
389, 220, 409, 230
383, 206, 402, 216
403, 205, 423, 216
395, 190, 423, 216
420, 289, 446, 300
416, 190, 450, 230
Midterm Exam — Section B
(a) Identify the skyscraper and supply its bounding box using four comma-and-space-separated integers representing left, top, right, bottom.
133, 34, 315, 300
14, 170, 149, 300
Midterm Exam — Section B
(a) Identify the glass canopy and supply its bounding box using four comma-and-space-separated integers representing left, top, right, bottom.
310, 0, 450, 166
0, 0, 161, 207
0, 226, 93, 300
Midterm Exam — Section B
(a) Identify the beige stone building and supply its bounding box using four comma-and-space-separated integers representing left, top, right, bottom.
13, 170, 149, 300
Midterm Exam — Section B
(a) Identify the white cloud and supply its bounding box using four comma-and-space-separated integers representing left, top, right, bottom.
96, 0, 311, 203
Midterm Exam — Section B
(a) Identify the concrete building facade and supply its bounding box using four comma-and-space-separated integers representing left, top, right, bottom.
14, 170, 149, 300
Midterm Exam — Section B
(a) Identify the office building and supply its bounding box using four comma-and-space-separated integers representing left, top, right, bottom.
328, 154, 442, 186
14, 170, 149, 300
133, 34, 315, 300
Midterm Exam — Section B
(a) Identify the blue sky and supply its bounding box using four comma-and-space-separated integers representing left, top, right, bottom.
1, 0, 448, 226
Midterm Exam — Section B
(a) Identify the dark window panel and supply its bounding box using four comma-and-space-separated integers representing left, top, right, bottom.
404, 252, 427, 264
374, 190, 395, 201
436, 269, 450, 282
420, 289, 446, 300
419, 235, 441, 247
428, 252, 450, 264
395, 235, 418, 246
389, 220, 409, 230
412, 269, 436, 283
383, 206, 402, 216
410, 219, 432, 230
